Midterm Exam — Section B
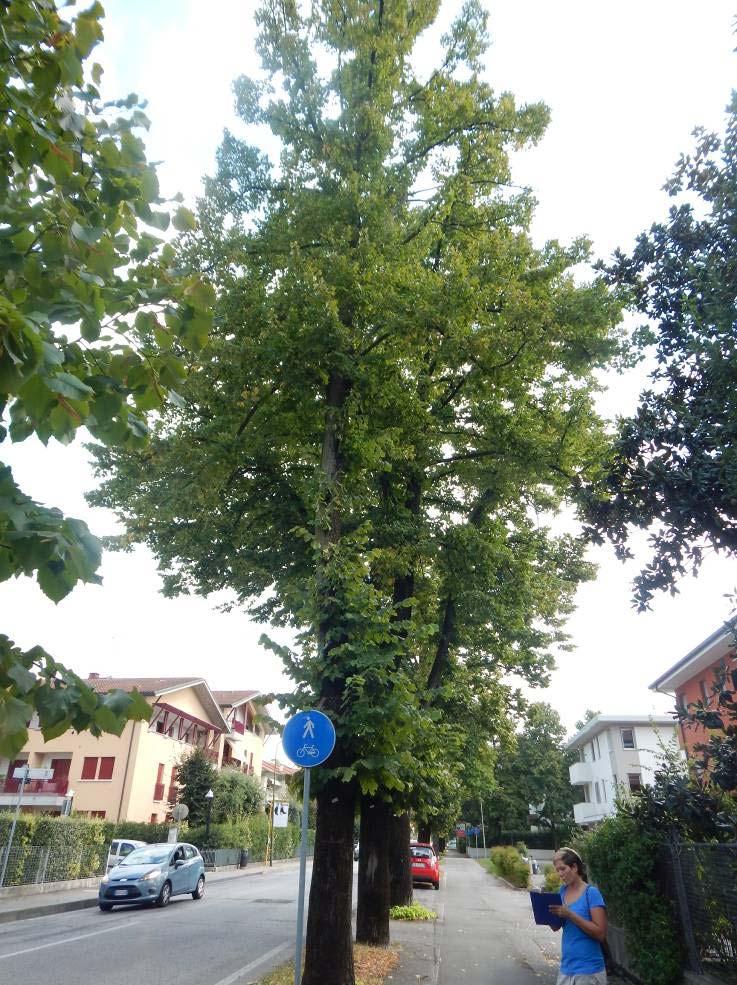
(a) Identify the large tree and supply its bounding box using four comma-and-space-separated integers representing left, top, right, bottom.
0, 0, 212, 756
581, 93, 737, 609
90, 2, 620, 981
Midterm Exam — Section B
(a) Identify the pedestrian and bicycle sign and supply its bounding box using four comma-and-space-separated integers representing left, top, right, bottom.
282, 709, 335, 767
281, 709, 336, 985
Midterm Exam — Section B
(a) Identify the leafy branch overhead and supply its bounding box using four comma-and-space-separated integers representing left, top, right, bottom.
0, 0, 213, 754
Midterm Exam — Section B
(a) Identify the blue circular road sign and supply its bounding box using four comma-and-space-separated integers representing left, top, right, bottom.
282, 710, 336, 768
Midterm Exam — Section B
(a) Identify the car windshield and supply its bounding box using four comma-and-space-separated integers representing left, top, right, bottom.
411, 847, 433, 858
121, 847, 171, 866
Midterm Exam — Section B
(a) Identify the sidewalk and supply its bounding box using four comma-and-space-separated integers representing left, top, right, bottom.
0, 858, 299, 925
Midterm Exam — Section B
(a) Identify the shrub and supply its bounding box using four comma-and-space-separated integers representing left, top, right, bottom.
543, 864, 561, 893
514, 841, 528, 858
580, 817, 683, 985
456, 835, 467, 854
490, 845, 530, 888
390, 903, 437, 920
499, 829, 555, 850
0, 813, 109, 884
109, 821, 172, 843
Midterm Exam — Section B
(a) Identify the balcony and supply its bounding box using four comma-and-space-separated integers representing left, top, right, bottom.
221, 757, 243, 771
232, 721, 245, 735
569, 761, 593, 786
573, 801, 609, 825
2, 777, 69, 796
153, 782, 165, 802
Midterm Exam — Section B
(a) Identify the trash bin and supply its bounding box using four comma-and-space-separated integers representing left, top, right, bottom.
240, 849, 249, 868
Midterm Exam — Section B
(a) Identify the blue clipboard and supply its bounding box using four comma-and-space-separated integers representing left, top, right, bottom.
529, 890, 563, 929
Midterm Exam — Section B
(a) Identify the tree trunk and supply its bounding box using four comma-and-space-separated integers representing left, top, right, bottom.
301, 774, 356, 985
389, 812, 413, 907
356, 794, 392, 946
417, 821, 431, 843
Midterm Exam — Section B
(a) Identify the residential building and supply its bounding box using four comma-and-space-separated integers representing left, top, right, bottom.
650, 623, 737, 759
0, 676, 266, 822
261, 759, 298, 803
565, 715, 679, 826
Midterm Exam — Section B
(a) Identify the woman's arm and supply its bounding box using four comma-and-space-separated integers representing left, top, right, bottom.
548, 904, 607, 942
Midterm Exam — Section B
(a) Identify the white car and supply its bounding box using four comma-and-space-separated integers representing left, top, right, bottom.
107, 838, 147, 869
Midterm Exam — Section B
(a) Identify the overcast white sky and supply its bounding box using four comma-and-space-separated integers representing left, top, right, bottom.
2, 1, 736, 736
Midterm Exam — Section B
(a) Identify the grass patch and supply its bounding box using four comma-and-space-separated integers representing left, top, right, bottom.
258, 944, 400, 985
389, 902, 437, 921
478, 857, 500, 877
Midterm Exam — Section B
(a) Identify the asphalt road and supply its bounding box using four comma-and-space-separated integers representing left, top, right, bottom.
0, 862, 308, 985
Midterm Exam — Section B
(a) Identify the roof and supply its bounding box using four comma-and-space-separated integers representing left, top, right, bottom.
649, 623, 736, 693
261, 760, 299, 777
86, 677, 230, 733
211, 690, 261, 708
565, 714, 677, 749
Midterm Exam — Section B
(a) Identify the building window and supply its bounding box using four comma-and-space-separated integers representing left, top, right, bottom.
595, 735, 601, 759
620, 728, 635, 749
602, 781, 607, 802
590, 741, 596, 762
150, 814, 158, 824
731, 668, 737, 691
81, 757, 115, 780
676, 692, 686, 712
595, 781, 601, 803
628, 773, 642, 791
90, 810, 106, 819
700, 679, 709, 704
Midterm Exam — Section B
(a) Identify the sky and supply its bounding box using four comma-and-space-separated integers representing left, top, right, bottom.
2, 1, 737, 738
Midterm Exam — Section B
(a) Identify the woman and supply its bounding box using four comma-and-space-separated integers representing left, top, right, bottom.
548, 847, 608, 985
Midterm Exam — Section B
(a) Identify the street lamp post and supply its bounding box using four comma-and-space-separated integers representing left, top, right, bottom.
204, 788, 214, 841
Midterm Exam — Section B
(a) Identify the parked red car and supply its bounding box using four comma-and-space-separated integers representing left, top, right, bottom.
410, 841, 440, 890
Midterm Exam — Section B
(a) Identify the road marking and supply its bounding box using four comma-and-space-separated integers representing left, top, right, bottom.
0, 918, 137, 961
211, 942, 291, 985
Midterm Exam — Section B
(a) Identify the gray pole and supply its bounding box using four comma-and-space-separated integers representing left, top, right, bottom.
479, 798, 487, 856
293, 767, 311, 985
0, 766, 28, 888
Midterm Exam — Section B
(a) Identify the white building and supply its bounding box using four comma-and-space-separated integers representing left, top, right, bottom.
565, 715, 679, 826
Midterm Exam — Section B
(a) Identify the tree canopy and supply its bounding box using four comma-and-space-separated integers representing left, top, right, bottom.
581, 94, 737, 608
0, 0, 213, 757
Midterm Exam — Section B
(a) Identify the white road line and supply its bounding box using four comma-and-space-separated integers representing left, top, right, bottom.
0, 918, 137, 961
211, 942, 291, 985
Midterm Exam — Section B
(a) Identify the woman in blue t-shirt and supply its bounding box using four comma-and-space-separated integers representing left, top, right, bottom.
548, 847, 608, 985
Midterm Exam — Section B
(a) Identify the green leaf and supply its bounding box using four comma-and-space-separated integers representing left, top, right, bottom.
70, 221, 106, 245
45, 372, 95, 400
172, 206, 197, 232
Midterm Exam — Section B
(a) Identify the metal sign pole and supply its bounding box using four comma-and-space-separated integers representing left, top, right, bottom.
479, 798, 487, 856
0, 766, 28, 888
293, 766, 311, 985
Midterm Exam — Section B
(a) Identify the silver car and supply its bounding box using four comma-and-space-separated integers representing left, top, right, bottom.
99, 842, 205, 910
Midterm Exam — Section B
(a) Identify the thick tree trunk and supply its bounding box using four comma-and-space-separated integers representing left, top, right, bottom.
301, 774, 356, 985
389, 812, 413, 907
355, 794, 392, 946
417, 821, 431, 843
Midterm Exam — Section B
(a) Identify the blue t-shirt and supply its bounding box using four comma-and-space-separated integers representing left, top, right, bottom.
559, 884, 606, 975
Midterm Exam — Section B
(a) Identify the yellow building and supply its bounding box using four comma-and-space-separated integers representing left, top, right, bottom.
0, 677, 268, 823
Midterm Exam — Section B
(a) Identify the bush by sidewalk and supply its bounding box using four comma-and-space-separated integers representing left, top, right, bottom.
487, 846, 530, 888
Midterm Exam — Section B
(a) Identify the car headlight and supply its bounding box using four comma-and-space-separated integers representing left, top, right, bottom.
142, 869, 161, 881
100, 873, 110, 884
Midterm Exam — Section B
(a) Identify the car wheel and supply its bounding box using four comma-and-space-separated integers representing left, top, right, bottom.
192, 875, 205, 900
156, 881, 172, 908
99, 902, 113, 912
434, 881, 440, 890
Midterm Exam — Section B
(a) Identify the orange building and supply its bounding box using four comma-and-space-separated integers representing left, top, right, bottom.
650, 624, 737, 759
0, 677, 268, 822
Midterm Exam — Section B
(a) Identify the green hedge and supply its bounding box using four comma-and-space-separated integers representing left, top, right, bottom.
499, 830, 555, 850
186, 815, 315, 862
0, 813, 109, 885
107, 820, 172, 843
490, 845, 530, 888
578, 818, 683, 985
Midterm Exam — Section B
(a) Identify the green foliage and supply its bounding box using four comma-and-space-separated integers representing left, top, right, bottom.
213, 768, 264, 822
580, 816, 683, 985
0, 812, 108, 884
456, 836, 467, 855
514, 841, 528, 857
543, 864, 561, 893
108, 820, 172, 843
499, 830, 555, 850
489, 846, 530, 888
582, 94, 737, 609
186, 814, 314, 861
389, 903, 436, 921
176, 747, 217, 826
0, 0, 213, 757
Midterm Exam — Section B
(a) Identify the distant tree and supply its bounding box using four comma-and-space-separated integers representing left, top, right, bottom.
0, 0, 212, 756
574, 708, 600, 733
213, 768, 263, 822
176, 748, 217, 825
581, 94, 737, 609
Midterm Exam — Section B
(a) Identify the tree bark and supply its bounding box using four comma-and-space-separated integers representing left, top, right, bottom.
355, 794, 392, 946
417, 820, 431, 843
389, 811, 413, 907
302, 775, 357, 985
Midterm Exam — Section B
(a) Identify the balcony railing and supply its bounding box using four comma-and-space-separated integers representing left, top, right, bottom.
232, 721, 245, 735
153, 782, 165, 801
2, 777, 69, 796
221, 757, 243, 771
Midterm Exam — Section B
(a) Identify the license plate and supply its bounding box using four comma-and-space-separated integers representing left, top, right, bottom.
113, 889, 128, 896
412, 861, 423, 867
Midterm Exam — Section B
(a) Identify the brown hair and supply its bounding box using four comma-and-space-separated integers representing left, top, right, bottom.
555, 847, 588, 882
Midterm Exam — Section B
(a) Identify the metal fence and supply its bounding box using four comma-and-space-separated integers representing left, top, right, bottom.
658, 840, 737, 980
200, 848, 243, 869
0, 844, 108, 889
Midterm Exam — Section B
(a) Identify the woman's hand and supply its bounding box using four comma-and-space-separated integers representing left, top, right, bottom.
548, 904, 569, 920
